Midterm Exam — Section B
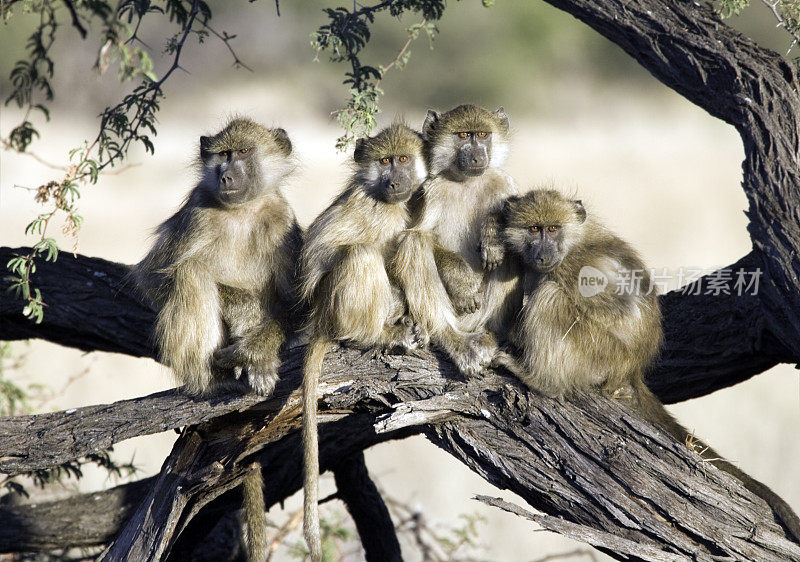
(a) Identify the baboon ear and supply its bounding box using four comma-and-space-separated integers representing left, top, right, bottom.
573, 199, 587, 223
353, 138, 368, 163
422, 109, 440, 141
272, 127, 292, 156
494, 107, 510, 135
502, 195, 520, 216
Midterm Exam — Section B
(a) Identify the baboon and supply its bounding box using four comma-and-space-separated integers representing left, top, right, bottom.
134, 117, 301, 397
496, 188, 800, 542
394, 104, 522, 376
134, 118, 302, 561
300, 123, 427, 561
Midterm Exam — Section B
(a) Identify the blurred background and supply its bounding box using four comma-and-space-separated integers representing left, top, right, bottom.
1, 1, 798, 560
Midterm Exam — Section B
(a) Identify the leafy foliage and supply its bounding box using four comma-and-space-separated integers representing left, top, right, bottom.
1, 0, 247, 322
312, 0, 450, 150
0, 341, 34, 417
1, 447, 138, 501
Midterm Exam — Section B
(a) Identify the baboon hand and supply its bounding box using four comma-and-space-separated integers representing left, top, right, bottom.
213, 343, 242, 370
244, 358, 280, 396
452, 332, 497, 376
452, 290, 483, 315
480, 240, 504, 271
401, 315, 429, 350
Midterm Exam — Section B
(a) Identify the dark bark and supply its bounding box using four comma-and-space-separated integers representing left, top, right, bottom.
0, 248, 156, 359
0, 477, 152, 552
332, 451, 403, 562
3, 356, 799, 560
650, 251, 796, 400
1, 245, 791, 408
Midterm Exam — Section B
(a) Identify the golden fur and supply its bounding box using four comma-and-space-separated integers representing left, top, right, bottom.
500, 188, 800, 542
300, 123, 426, 561
133, 117, 301, 396
394, 105, 521, 375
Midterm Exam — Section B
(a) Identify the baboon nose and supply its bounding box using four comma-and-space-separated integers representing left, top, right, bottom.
220, 174, 234, 189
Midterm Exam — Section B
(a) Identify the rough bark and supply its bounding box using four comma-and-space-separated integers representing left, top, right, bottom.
0, 248, 155, 359
1, 245, 791, 408
332, 452, 403, 562
2, 0, 800, 559
2, 353, 799, 560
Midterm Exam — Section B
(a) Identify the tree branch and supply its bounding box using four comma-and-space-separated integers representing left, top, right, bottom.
2, 356, 799, 559
61, 0, 87, 39
541, 0, 800, 358
332, 451, 402, 562
1, 246, 791, 410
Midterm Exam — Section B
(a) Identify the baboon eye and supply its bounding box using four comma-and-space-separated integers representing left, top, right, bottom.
458, 132, 469, 139
380, 157, 391, 165
477, 132, 488, 138
239, 148, 249, 154
398, 155, 408, 163
530, 226, 540, 233
548, 226, 559, 233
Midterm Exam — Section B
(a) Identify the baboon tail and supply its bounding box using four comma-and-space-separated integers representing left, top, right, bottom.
633, 380, 800, 543
243, 464, 267, 561
303, 336, 329, 562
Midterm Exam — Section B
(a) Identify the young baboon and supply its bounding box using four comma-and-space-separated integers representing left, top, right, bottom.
497, 188, 800, 542
300, 123, 427, 560
393, 104, 522, 376
133, 117, 301, 396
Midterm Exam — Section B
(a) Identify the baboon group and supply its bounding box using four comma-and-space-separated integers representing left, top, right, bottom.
133, 105, 800, 560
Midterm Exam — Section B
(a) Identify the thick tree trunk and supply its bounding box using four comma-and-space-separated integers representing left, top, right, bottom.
541, 0, 800, 357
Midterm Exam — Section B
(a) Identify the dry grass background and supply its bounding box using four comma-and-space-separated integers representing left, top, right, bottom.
1, 2, 799, 560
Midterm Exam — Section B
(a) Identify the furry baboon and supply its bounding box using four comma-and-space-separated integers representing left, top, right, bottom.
134, 118, 302, 561
300, 123, 427, 560
497, 188, 800, 542
133, 117, 301, 396
394, 104, 522, 376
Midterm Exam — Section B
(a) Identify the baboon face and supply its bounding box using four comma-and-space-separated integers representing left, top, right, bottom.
201, 146, 260, 207
520, 224, 568, 272
353, 123, 426, 205
199, 119, 293, 208
503, 191, 587, 273
452, 130, 492, 176
374, 153, 419, 203
421, 105, 510, 176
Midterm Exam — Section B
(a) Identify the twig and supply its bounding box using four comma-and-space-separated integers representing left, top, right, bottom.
375, 18, 427, 89
61, 0, 87, 39
760, 0, 800, 55
196, 17, 253, 71
94, 0, 202, 175
0, 139, 67, 171
266, 509, 303, 561
530, 549, 599, 562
